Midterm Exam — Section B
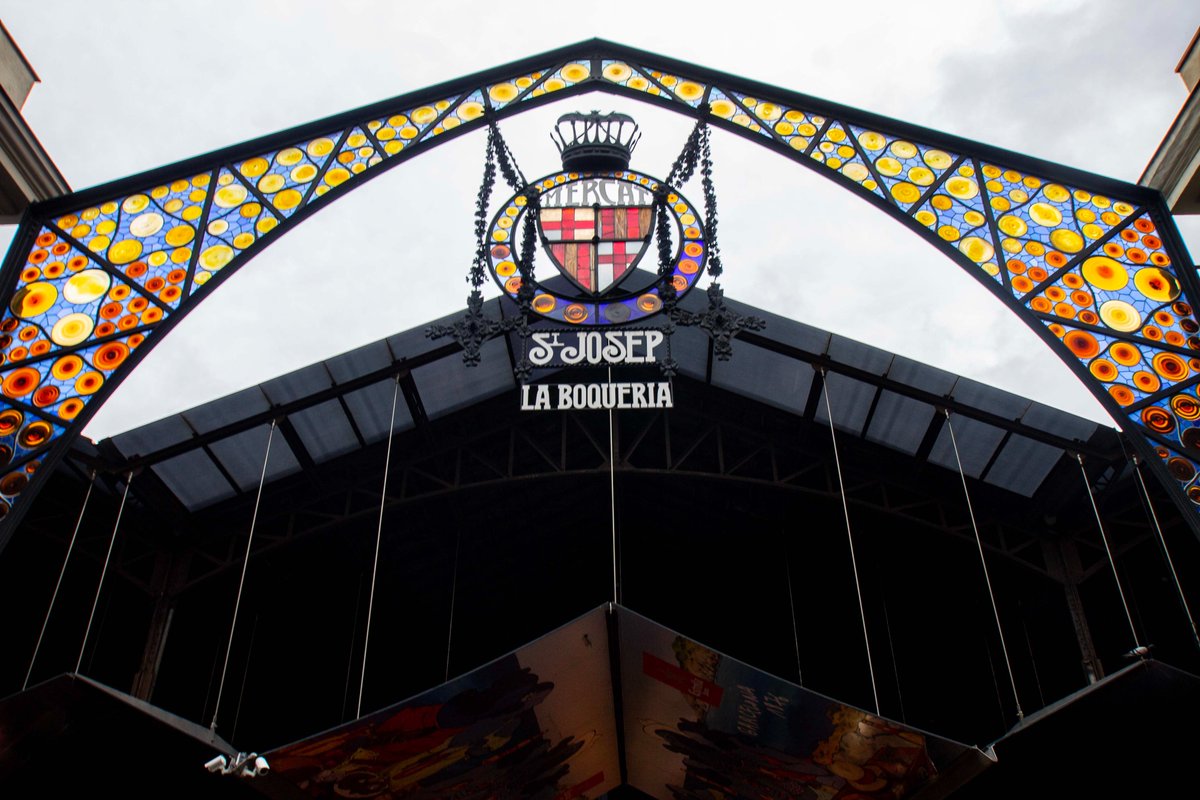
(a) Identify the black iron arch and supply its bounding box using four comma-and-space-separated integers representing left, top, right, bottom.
0, 38, 1197, 547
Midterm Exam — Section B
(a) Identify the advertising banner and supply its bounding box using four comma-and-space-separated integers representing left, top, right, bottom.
268, 607, 619, 799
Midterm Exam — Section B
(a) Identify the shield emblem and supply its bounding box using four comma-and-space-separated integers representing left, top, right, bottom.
540, 205, 654, 295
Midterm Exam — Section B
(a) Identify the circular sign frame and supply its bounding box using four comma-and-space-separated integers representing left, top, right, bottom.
485, 169, 708, 326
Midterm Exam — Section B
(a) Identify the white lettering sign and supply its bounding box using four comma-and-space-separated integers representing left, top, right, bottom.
527, 330, 665, 367
520, 381, 673, 411
540, 178, 654, 208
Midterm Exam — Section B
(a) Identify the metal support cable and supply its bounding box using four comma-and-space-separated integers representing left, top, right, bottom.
784, 541, 803, 685
1076, 453, 1144, 654
608, 366, 619, 605
820, 368, 880, 715
944, 411, 1024, 720
357, 375, 401, 718
445, 529, 462, 683
75, 472, 133, 675
1131, 457, 1200, 651
25, 473, 96, 689
210, 420, 275, 733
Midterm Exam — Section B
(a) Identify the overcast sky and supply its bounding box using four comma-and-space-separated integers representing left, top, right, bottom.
1, 1, 1198, 440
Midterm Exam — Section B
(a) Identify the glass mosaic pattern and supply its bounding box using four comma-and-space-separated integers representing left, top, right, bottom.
0, 50, 1195, 524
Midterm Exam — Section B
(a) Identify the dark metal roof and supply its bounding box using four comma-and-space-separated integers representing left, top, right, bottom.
92, 288, 1117, 512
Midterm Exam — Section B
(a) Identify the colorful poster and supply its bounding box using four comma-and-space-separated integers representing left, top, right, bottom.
267, 606, 618, 799
619, 608, 978, 800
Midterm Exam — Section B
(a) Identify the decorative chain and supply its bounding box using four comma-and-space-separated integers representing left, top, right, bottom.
491, 121, 527, 190
428, 120, 527, 370
467, 130, 498, 293
699, 123, 722, 280
666, 115, 707, 187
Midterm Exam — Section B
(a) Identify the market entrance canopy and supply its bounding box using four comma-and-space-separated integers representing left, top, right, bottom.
0, 39, 1198, 545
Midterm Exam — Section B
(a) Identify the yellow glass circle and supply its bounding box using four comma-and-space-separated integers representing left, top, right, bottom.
1049, 229, 1084, 254
240, 158, 269, 178
1028, 202, 1063, 227
274, 189, 302, 210
258, 174, 285, 194
51, 313, 94, 346
1134, 267, 1180, 303
1043, 184, 1070, 203
232, 233, 255, 249
945, 176, 979, 200
858, 131, 887, 151
108, 239, 142, 265
1099, 300, 1141, 332
200, 244, 234, 271
677, 81, 705, 101
959, 236, 995, 263
998, 214, 1027, 236
63, 269, 111, 304
890, 141, 918, 159
753, 100, 782, 119
411, 106, 438, 124
307, 138, 335, 158
875, 157, 902, 177
276, 148, 304, 166
214, 185, 247, 209
1081, 256, 1129, 291
908, 167, 935, 186
891, 182, 920, 204
561, 63, 590, 82
10, 282, 57, 318
325, 167, 351, 187
164, 225, 195, 247
291, 164, 317, 183
128, 216, 163, 248
923, 150, 952, 169
458, 101, 484, 121
842, 163, 869, 182
603, 63, 631, 82
74, 371, 103, 396
914, 210, 937, 227
122, 194, 149, 214
486, 81, 519, 104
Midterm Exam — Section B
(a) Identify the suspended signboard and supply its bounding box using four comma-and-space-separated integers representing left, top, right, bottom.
267, 607, 619, 799
618, 608, 983, 799
263, 606, 985, 799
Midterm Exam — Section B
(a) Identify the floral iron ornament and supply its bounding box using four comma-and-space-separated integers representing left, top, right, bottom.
430, 110, 763, 380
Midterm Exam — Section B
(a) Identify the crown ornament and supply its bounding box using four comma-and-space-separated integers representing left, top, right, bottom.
550, 111, 641, 171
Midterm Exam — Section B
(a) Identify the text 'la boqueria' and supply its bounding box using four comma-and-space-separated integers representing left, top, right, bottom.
521, 382, 674, 411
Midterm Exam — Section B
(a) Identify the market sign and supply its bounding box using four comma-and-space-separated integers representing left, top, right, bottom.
429, 110, 764, 409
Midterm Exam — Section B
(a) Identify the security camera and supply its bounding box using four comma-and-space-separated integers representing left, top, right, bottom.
253, 756, 270, 776
204, 754, 228, 773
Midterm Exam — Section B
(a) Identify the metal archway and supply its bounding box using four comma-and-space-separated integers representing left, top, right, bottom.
0, 38, 1197, 547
